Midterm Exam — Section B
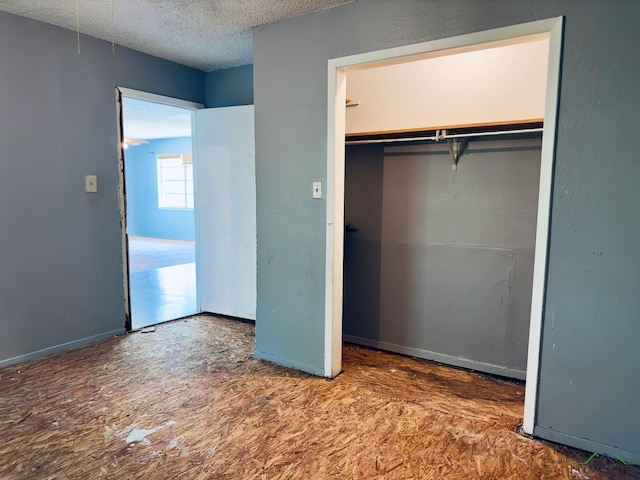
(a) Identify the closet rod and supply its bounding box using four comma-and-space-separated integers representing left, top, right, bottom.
444, 127, 543, 140
345, 127, 543, 145
346, 134, 438, 145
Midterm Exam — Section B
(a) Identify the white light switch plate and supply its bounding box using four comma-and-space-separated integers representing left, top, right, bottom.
312, 181, 322, 199
85, 175, 98, 193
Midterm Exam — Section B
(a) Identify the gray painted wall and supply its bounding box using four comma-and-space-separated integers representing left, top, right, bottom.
343, 145, 384, 343
254, 0, 640, 463
344, 138, 541, 379
0, 11, 204, 367
205, 64, 254, 108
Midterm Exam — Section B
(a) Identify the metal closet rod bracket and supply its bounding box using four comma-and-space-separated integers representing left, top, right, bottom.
437, 130, 468, 171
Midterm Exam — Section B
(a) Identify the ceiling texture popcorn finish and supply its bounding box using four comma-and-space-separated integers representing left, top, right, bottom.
0, 0, 353, 71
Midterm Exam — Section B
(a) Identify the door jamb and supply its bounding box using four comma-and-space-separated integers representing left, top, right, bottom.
325, 17, 564, 434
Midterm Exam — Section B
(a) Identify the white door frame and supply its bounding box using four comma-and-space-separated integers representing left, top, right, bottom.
115, 87, 204, 329
325, 17, 564, 434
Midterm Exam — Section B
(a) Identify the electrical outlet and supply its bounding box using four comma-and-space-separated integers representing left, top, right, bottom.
312, 181, 322, 199
85, 175, 98, 193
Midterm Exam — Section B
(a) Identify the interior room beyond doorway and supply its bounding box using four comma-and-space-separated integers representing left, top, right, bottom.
121, 96, 198, 330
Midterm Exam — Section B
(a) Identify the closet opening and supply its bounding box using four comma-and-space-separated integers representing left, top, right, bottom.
325, 18, 564, 435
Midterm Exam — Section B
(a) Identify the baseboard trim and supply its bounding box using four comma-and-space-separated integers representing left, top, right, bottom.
253, 350, 326, 377
534, 426, 640, 466
0, 329, 126, 369
201, 310, 256, 322
343, 334, 526, 380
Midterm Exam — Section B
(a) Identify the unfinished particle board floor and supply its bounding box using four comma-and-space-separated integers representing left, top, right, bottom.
0, 315, 633, 480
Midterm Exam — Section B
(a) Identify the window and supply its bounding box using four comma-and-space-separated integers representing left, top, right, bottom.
157, 153, 194, 209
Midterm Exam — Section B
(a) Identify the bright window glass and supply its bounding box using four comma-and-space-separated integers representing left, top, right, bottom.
157, 155, 194, 209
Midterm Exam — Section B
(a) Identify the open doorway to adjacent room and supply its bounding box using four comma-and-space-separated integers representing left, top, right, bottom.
119, 92, 200, 330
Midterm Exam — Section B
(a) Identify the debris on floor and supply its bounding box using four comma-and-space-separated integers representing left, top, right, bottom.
0, 314, 633, 479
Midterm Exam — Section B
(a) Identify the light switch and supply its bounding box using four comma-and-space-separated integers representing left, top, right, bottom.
312, 181, 322, 199
85, 175, 98, 193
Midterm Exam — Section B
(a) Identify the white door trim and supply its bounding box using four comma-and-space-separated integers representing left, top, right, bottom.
117, 87, 204, 110
325, 17, 564, 434
522, 17, 564, 434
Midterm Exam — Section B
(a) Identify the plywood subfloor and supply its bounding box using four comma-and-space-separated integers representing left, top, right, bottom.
0, 315, 633, 479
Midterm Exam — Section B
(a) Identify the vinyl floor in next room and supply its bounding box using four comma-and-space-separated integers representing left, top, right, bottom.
127, 236, 197, 330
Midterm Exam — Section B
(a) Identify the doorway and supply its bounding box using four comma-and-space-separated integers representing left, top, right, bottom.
342, 37, 549, 382
117, 90, 257, 331
325, 18, 564, 434
116, 88, 204, 330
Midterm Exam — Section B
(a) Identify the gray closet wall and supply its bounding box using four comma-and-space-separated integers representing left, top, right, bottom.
344, 136, 542, 378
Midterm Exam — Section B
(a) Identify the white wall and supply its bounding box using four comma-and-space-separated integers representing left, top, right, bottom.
346, 38, 549, 135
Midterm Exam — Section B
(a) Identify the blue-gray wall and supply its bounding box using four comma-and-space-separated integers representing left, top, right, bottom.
253, 0, 640, 463
205, 64, 253, 108
125, 137, 195, 241
0, 11, 204, 367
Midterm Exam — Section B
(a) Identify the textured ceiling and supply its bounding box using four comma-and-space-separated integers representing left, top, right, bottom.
0, 0, 352, 71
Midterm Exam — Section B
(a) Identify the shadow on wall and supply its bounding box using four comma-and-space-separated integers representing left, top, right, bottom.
344, 144, 384, 342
